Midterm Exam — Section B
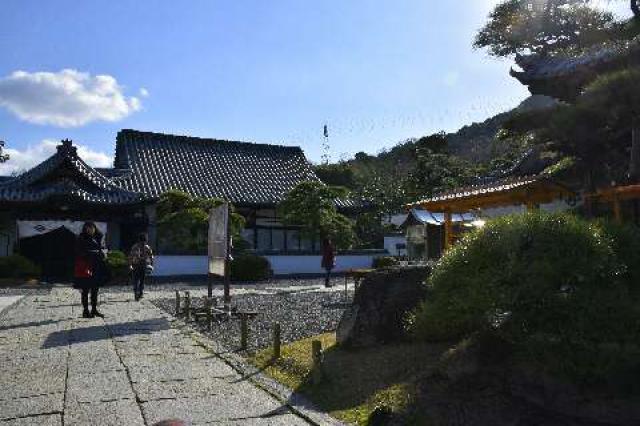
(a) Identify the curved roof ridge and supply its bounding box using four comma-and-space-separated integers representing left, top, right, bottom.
117, 129, 305, 152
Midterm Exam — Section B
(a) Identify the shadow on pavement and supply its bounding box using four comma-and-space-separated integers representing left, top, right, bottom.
41, 318, 171, 348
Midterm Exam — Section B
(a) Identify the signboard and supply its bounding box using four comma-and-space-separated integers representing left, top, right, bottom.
208, 203, 229, 277
17, 221, 107, 239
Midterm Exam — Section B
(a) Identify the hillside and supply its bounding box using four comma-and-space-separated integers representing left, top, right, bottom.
316, 95, 557, 188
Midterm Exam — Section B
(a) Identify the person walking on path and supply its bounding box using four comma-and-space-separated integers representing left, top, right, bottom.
129, 233, 154, 301
321, 237, 336, 288
73, 222, 107, 318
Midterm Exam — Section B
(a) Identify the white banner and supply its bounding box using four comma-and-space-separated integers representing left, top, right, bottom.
208, 203, 228, 276
17, 221, 107, 239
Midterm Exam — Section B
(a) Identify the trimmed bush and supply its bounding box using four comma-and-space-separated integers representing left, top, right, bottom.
0, 255, 41, 279
372, 256, 399, 269
410, 212, 640, 386
230, 254, 272, 281
106, 251, 130, 283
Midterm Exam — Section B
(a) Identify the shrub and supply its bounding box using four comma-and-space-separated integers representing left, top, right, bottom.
0, 255, 41, 279
410, 212, 640, 386
372, 256, 399, 269
230, 254, 272, 281
106, 251, 130, 283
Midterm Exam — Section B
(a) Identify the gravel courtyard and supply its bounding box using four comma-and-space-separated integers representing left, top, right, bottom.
149, 277, 355, 353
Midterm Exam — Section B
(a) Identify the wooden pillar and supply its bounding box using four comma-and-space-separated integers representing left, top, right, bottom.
630, 116, 640, 182
526, 201, 537, 212
444, 210, 454, 250
613, 195, 622, 224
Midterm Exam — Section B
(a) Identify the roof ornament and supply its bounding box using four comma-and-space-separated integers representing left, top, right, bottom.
57, 139, 77, 156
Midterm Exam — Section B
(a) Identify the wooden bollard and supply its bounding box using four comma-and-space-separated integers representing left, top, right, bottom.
184, 291, 191, 321
240, 315, 248, 350
273, 322, 281, 359
175, 290, 181, 315
311, 340, 323, 385
206, 297, 213, 330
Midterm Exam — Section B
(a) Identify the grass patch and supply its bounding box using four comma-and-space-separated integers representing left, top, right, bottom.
249, 332, 447, 425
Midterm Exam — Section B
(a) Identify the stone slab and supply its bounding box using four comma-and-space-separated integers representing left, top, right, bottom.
0, 393, 63, 421
67, 369, 135, 404
141, 394, 287, 425
64, 400, 144, 426
0, 413, 62, 426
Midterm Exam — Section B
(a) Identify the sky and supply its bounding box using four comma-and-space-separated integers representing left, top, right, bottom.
0, 1, 632, 173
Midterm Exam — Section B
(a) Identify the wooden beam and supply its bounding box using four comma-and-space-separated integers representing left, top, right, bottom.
444, 210, 453, 250
613, 195, 622, 224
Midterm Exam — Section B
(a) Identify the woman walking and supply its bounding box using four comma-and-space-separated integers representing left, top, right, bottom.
129, 233, 154, 301
73, 222, 107, 318
321, 237, 336, 288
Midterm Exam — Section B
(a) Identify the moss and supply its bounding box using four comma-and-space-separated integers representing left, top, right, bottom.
249, 332, 446, 425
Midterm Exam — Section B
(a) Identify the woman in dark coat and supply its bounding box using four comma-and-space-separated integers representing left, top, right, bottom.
321, 237, 336, 288
73, 222, 107, 318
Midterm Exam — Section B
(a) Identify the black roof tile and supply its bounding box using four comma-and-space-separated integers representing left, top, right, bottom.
113, 129, 324, 206
0, 140, 145, 206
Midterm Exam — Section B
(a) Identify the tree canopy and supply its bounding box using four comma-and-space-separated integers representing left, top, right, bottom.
278, 181, 355, 249
157, 190, 245, 254
475, 0, 619, 57
0, 141, 8, 163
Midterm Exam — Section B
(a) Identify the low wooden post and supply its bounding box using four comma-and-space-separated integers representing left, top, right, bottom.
240, 315, 248, 350
184, 291, 191, 321
206, 297, 213, 330
311, 340, 323, 385
273, 322, 281, 359
175, 290, 181, 315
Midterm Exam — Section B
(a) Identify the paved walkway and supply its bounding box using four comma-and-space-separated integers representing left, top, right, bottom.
0, 288, 311, 425
0, 296, 23, 315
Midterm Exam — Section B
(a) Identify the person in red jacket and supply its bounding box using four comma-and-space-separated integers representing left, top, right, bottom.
321, 237, 336, 288
73, 222, 107, 318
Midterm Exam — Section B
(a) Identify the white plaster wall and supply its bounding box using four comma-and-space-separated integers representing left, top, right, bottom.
383, 236, 406, 256
154, 254, 381, 276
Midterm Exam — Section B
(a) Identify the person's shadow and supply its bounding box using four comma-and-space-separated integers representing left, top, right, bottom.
41, 318, 170, 348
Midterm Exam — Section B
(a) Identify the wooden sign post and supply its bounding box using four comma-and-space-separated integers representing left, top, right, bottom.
208, 203, 231, 307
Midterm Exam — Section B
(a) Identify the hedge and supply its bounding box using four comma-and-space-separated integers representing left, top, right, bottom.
410, 212, 640, 387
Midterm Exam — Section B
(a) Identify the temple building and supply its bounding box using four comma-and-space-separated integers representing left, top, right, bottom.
0, 129, 333, 278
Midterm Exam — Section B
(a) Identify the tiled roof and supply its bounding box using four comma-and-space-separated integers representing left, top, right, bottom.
113, 129, 325, 206
409, 175, 541, 209
510, 36, 640, 100
0, 140, 145, 205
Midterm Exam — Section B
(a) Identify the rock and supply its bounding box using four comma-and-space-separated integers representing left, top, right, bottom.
337, 266, 429, 347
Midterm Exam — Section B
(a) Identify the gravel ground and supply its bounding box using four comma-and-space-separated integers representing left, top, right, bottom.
150, 278, 354, 353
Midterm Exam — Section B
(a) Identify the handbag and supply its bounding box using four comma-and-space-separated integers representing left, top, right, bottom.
74, 256, 93, 279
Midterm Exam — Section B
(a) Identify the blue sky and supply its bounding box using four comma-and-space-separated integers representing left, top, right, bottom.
0, 1, 631, 171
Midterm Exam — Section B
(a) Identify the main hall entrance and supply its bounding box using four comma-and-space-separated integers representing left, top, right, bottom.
20, 227, 77, 281
16, 221, 109, 282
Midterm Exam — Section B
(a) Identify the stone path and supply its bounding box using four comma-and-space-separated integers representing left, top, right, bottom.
0, 288, 312, 425
0, 296, 23, 314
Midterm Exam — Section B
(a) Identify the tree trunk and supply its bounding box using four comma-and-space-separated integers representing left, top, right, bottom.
630, 117, 640, 183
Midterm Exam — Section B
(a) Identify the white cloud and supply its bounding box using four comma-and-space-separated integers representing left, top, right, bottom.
0, 69, 143, 127
139, 87, 149, 97
0, 140, 112, 176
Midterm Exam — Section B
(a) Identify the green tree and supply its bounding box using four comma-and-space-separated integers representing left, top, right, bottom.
0, 140, 9, 163
503, 68, 640, 186
314, 162, 356, 188
475, 0, 619, 57
404, 133, 478, 200
157, 190, 245, 254
278, 181, 355, 249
